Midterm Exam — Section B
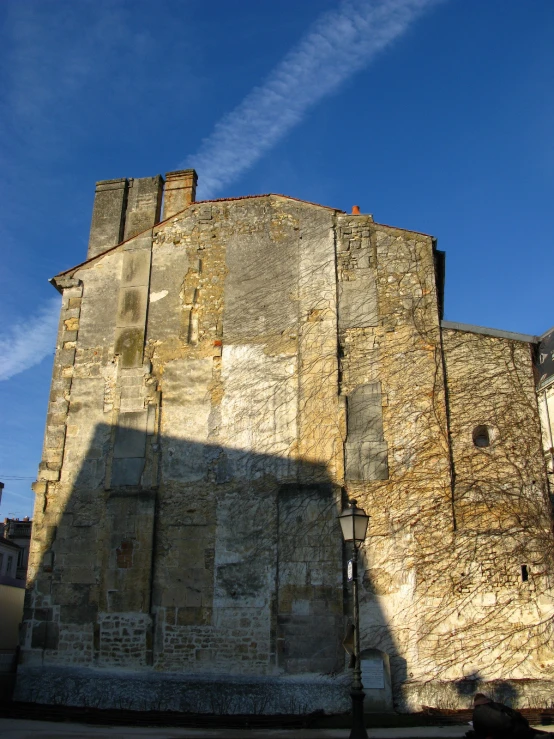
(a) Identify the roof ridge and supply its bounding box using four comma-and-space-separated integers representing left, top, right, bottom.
441, 319, 538, 343
194, 193, 343, 212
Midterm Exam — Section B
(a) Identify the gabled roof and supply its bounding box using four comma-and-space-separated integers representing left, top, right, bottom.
196, 193, 342, 211
51, 193, 346, 286
441, 320, 539, 344
373, 220, 434, 239
50, 191, 436, 288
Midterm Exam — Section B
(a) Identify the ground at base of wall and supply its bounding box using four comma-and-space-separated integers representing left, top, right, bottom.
0, 718, 497, 739
0, 718, 517, 739
2, 700, 554, 732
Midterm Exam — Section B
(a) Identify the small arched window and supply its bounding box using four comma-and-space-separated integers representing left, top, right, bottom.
472, 425, 491, 448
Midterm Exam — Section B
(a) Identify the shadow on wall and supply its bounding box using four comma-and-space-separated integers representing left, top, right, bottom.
453, 673, 519, 707
17, 422, 401, 714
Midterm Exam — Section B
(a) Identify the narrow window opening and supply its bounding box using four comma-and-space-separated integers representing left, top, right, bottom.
521, 564, 529, 582
473, 425, 491, 448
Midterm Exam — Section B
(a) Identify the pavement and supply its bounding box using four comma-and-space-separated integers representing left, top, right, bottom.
0, 719, 470, 738
1, 718, 553, 738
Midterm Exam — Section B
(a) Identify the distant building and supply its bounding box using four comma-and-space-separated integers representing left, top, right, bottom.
0, 536, 22, 587
16, 170, 554, 714
0, 522, 27, 697
0, 518, 32, 581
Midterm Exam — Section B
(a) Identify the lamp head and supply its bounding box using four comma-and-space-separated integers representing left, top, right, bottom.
339, 498, 370, 547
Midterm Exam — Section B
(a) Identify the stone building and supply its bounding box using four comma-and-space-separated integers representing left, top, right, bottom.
16, 170, 554, 713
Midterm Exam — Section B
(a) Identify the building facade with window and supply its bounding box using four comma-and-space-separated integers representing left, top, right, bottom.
0, 518, 32, 582
0, 537, 20, 584
16, 170, 554, 713
0, 534, 26, 672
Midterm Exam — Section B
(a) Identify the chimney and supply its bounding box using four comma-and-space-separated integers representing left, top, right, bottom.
351, 205, 361, 215
123, 175, 163, 241
162, 169, 198, 220
87, 179, 128, 260
87, 175, 164, 260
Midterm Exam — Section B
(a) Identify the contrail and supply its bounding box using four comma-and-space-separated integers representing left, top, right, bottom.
0, 297, 60, 381
186, 0, 444, 199
0, 1, 442, 382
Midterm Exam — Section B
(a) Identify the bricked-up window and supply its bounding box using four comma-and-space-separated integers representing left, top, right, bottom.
345, 382, 389, 481
473, 425, 491, 448
521, 564, 529, 582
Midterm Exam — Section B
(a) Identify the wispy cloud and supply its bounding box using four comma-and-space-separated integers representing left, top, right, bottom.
0, 298, 60, 381
187, 0, 443, 199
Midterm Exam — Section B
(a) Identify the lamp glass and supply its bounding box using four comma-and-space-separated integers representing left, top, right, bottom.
339, 500, 369, 544
354, 511, 369, 542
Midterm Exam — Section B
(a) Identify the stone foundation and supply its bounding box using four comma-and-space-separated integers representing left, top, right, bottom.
398, 679, 554, 713
15, 666, 351, 715
15, 667, 554, 714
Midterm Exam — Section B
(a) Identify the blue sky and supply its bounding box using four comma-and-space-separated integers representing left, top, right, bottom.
0, 0, 553, 518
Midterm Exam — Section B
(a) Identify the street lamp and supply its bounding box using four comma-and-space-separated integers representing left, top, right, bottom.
339, 498, 370, 739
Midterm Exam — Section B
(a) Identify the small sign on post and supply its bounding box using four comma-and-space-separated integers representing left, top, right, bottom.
347, 558, 357, 581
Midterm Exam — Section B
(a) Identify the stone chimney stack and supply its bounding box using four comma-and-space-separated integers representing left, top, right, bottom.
162, 169, 198, 220
87, 179, 128, 260
123, 176, 164, 241
87, 175, 164, 260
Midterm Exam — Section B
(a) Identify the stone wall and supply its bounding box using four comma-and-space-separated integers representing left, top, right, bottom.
17, 175, 554, 713
336, 216, 457, 708
424, 329, 554, 694
19, 194, 348, 711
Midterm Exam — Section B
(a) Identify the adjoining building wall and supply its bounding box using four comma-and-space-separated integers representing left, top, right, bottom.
537, 377, 554, 478
0, 584, 25, 650
399, 330, 554, 709
1, 518, 32, 580
444, 330, 546, 533
0, 581, 24, 702
0, 531, 26, 695
16, 172, 554, 713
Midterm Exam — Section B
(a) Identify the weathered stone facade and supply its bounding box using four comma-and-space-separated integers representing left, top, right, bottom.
17, 170, 554, 713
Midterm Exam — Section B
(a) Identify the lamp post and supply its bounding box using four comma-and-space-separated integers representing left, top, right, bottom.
339, 498, 370, 739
